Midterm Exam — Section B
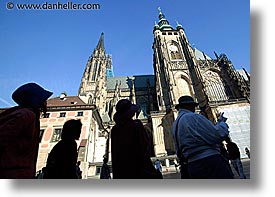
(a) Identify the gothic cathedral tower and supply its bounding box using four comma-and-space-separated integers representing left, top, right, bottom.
151, 8, 250, 157
78, 33, 112, 116
153, 8, 209, 116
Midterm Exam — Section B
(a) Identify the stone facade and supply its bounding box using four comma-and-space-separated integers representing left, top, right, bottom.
151, 9, 250, 158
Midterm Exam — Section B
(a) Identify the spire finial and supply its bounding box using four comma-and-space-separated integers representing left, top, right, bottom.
96, 32, 105, 50
155, 7, 173, 30
158, 7, 162, 13
176, 20, 183, 30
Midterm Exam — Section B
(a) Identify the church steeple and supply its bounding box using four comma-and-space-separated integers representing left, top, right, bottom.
157, 7, 173, 30
78, 33, 109, 111
96, 32, 105, 51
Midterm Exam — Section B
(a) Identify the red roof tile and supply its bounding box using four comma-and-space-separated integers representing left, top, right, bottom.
47, 96, 87, 107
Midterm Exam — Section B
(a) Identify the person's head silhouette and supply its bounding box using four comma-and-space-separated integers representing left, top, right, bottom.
61, 119, 82, 140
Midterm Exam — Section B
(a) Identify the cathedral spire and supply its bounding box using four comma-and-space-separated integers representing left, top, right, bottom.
157, 7, 173, 30
96, 32, 105, 50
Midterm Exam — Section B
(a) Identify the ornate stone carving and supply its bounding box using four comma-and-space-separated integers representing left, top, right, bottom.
169, 61, 187, 70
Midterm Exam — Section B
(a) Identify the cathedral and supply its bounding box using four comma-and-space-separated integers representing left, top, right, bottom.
38, 8, 250, 177
78, 7, 250, 159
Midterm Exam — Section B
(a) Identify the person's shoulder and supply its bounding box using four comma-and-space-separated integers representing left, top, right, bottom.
133, 119, 144, 129
181, 111, 198, 120
231, 142, 238, 147
0, 107, 36, 124
15, 107, 36, 118
133, 119, 142, 125
61, 139, 77, 146
2, 107, 35, 117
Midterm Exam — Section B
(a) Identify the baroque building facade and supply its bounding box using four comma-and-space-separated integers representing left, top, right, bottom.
37, 92, 105, 178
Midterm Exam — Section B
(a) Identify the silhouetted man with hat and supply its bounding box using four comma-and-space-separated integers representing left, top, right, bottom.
171, 95, 233, 179
0, 82, 52, 178
111, 99, 162, 179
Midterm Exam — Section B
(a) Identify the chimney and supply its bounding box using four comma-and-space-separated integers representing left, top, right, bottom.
60, 91, 67, 100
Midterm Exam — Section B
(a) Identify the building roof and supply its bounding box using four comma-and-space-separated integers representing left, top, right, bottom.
106, 75, 155, 90
194, 48, 212, 60
47, 96, 87, 107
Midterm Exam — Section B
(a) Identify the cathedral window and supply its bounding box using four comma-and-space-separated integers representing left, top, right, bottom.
175, 75, 192, 100
203, 71, 229, 102
168, 43, 183, 60
92, 62, 98, 81
158, 95, 162, 106
97, 64, 101, 78
88, 96, 93, 104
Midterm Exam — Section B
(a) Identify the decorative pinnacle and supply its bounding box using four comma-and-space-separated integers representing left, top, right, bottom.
158, 7, 162, 13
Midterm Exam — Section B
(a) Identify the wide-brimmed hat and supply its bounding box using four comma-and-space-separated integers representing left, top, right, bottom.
12, 82, 53, 108
113, 99, 140, 123
175, 95, 199, 110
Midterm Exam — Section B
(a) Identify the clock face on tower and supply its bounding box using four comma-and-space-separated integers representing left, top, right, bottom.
169, 44, 178, 52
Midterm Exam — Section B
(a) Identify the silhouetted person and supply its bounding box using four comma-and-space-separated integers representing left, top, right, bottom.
0, 82, 52, 178
44, 119, 82, 179
173, 159, 179, 173
225, 137, 246, 179
245, 147, 250, 159
37, 167, 47, 179
219, 141, 234, 177
111, 99, 162, 179
76, 161, 82, 179
154, 159, 162, 172
100, 158, 111, 179
171, 95, 233, 179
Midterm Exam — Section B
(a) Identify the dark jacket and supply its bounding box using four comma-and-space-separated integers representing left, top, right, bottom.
100, 163, 111, 179
111, 119, 158, 179
44, 139, 78, 179
226, 142, 241, 160
0, 107, 40, 178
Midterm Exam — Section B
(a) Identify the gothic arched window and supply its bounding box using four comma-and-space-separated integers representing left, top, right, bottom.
91, 62, 98, 81
202, 70, 229, 102
168, 42, 183, 60
137, 97, 149, 118
88, 95, 93, 104
175, 75, 192, 101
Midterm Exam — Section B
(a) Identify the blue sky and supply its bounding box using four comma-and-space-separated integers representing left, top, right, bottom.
0, 0, 250, 108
